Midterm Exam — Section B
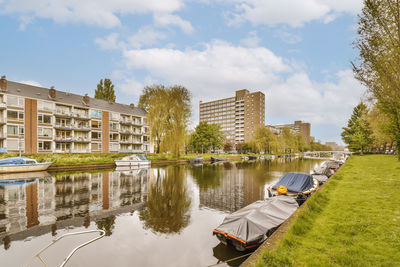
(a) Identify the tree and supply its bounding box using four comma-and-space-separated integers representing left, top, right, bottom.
190, 122, 225, 153
252, 126, 278, 154
341, 103, 373, 154
353, 0, 400, 159
223, 142, 233, 153
94, 78, 116, 102
138, 85, 191, 157
367, 104, 394, 152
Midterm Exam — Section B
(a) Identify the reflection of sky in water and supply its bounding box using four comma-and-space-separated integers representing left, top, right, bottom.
0, 159, 321, 267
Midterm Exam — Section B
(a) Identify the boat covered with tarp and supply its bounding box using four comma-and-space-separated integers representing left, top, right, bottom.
0, 157, 52, 173
268, 172, 318, 198
213, 196, 298, 251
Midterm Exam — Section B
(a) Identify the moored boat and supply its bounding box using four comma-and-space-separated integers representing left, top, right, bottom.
0, 157, 52, 173
267, 172, 319, 201
114, 154, 151, 167
248, 155, 257, 160
188, 157, 203, 164
210, 157, 228, 162
213, 196, 299, 251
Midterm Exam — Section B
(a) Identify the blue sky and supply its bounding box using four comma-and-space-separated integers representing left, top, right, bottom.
0, 0, 366, 144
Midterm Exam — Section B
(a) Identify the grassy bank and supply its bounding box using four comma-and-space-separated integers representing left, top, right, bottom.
0, 152, 255, 166
255, 155, 400, 266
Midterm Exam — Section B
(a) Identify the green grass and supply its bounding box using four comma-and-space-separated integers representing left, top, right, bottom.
255, 155, 400, 267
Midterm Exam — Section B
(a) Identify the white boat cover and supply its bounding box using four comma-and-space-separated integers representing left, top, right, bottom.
312, 174, 328, 184
214, 196, 299, 244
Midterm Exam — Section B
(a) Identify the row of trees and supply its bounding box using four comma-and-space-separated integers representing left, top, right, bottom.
247, 126, 330, 154
342, 102, 395, 154
350, 0, 400, 159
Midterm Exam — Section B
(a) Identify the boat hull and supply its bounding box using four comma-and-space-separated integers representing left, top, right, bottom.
0, 163, 51, 173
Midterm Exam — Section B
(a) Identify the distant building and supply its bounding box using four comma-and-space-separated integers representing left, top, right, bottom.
199, 89, 265, 145
269, 120, 311, 144
0, 76, 150, 154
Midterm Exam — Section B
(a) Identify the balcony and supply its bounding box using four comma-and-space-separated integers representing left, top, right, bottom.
0, 103, 6, 110
132, 120, 142, 126
72, 113, 90, 120
119, 129, 131, 134
54, 110, 72, 117
73, 137, 90, 143
54, 136, 73, 142
54, 124, 73, 130
120, 119, 133, 125
120, 140, 131, 144
74, 124, 91, 131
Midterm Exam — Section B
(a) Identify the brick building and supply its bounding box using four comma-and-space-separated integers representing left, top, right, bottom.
0, 76, 150, 153
199, 89, 265, 145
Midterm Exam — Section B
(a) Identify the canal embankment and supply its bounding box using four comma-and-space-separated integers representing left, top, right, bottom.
243, 155, 400, 267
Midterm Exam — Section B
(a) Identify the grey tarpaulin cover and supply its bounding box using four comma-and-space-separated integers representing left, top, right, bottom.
214, 196, 298, 244
312, 174, 328, 184
272, 172, 314, 193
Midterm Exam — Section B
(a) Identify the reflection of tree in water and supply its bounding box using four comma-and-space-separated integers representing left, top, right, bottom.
96, 215, 116, 236
139, 166, 191, 234
190, 163, 226, 189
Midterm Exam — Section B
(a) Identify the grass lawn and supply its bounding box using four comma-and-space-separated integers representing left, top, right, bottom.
255, 155, 400, 267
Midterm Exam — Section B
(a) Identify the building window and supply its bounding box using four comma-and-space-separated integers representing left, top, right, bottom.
7, 110, 24, 121
90, 110, 102, 118
92, 143, 102, 151
110, 122, 119, 131
92, 132, 102, 140
110, 143, 119, 151
111, 112, 119, 120
91, 120, 102, 129
38, 141, 51, 151
7, 95, 24, 107
38, 114, 52, 124
7, 139, 22, 150
38, 100, 53, 111
38, 127, 52, 137
7, 125, 24, 136
110, 133, 119, 141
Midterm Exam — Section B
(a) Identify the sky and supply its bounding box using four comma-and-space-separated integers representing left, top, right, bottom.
0, 0, 366, 144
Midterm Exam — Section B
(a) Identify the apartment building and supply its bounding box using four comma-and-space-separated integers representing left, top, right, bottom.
0, 76, 150, 154
199, 89, 265, 145
269, 120, 311, 144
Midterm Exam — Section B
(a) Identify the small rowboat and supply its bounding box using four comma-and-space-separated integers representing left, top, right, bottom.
0, 157, 52, 173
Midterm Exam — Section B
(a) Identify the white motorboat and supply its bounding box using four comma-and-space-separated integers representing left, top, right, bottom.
114, 154, 151, 168
0, 157, 52, 173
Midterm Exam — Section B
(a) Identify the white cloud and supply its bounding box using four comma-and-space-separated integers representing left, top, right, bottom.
154, 13, 194, 34
240, 31, 260, 47
95, 27, 167, 51
19, 80, 42, 87
115, 40, 364, 134
227, 0, 363, 27
0, 0, 185, 28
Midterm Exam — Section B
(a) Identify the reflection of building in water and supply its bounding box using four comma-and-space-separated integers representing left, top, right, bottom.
0, 169, 149, 241
199, 163, 266, 212
199, 165, 244, 212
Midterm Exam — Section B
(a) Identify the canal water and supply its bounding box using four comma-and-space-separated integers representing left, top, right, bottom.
0, 158, 320, 267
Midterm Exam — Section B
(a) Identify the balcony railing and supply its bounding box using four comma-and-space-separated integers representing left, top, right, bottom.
55, 136, 73, 142
72, 113, 90, 119
120, 119, 133, 125
55, 124, 73, 129
55, 110, 72, 117
0, 103, 6, 109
